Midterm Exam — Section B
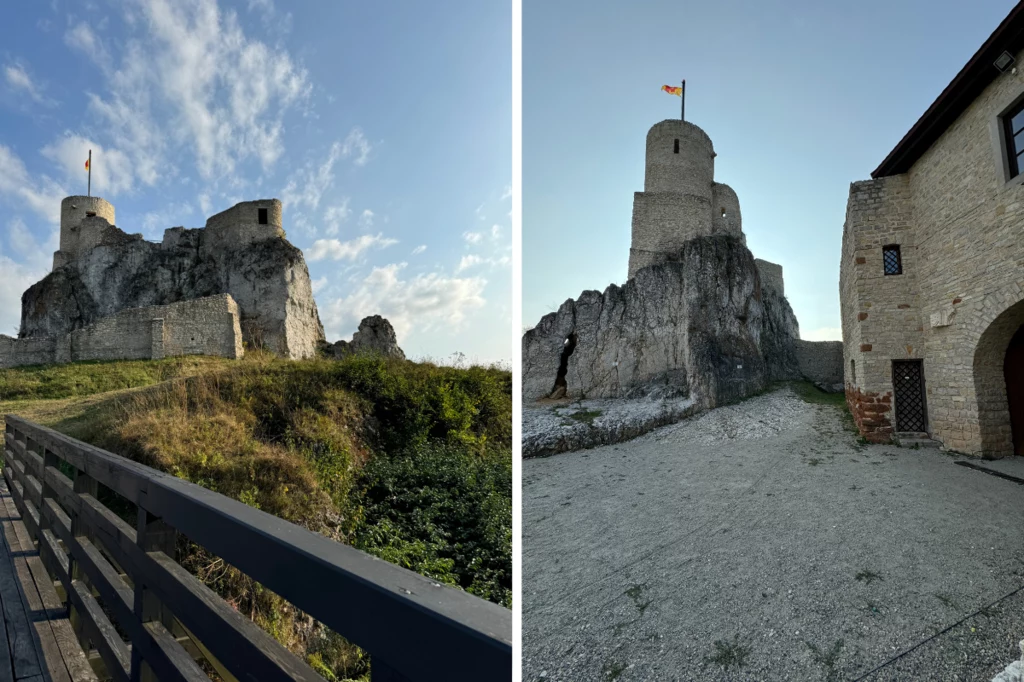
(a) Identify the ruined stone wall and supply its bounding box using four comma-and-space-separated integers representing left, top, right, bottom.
0, 296, 242, 368
22, 199, 323, 360
793, 340, 844, 387
0, 336, 57, 369
840, 175, 920, 441
755, 259, 785, 297
55, 196, 117, 269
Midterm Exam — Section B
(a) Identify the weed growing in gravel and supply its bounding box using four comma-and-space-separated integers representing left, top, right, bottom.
568, 408, 603, 425
808, 458, 821, 466
602, 659, 626, 680
706, 635, 749, 671
934, 593, 958, 609
855, 569, 883, 584
624, 584, 652, 615
805, 639, 844, 680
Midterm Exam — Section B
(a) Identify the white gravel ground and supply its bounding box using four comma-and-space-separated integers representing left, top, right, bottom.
523, 387, 1024, 681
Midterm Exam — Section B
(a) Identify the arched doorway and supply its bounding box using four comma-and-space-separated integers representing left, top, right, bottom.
972, 297, 1024, 457
1004, 324, 1024, 455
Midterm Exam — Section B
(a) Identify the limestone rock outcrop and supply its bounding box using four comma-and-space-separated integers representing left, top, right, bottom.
522, 235, 801, 405
326, 315, 405, 360
19, 199, 324, 360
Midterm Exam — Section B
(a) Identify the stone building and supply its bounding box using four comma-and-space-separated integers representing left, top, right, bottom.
840, 2, 1024, 456
523, 118, 842, 404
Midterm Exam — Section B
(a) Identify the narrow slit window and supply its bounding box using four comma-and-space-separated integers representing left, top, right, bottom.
882, 244, 902, 275
673, 138, 679, 154
1004, 99, 1024, 179
258, 208, 268, 225
85, 211, 96, 217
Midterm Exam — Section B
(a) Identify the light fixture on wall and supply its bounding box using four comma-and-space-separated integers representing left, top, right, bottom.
995, 50, 1016, 72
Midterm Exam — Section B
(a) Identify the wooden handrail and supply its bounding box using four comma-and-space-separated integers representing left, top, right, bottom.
3, 415, 512, 681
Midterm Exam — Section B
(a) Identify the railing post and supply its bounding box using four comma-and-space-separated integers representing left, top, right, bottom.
69, 469, 99, 652
130, 508, 177, 682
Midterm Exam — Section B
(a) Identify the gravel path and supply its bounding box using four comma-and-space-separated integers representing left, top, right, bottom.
522, 387, 1024, 681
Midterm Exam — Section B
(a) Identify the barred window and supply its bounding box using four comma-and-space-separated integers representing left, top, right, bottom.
883, 244, 902, 276
1005, 99, 1024, 178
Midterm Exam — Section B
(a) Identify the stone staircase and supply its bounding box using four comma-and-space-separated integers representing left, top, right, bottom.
893, 432, 941, 448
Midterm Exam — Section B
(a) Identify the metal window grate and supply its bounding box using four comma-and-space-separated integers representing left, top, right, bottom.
892, 360, 926, 432
883, 245, 902, 275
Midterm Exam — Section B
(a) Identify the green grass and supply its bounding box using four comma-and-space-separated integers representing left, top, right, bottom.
785, 380, 847, 408
0, 355, 231, 401
855, 569, 883, 584
567, 408, 603, 425
1, 352, 511, 680
706, 635, 750, 671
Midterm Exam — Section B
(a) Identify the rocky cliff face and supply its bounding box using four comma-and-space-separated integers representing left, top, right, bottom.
20, 223, 324, 359
522, 235, 800, 405
326, 315, 405, 360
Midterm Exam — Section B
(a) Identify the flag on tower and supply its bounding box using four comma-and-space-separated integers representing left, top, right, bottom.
661, 84, 682, 96
84, 158, 90, 170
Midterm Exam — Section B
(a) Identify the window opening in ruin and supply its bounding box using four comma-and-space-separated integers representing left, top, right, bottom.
882, 244, 902, 275
551, 332, 578, 398
850, 359, 856, 383
258, 208, 269, 225
85, 211, 96, 217
673, 139, 679, 154
1004, 99, 1024, 178
721, 207, 727, 218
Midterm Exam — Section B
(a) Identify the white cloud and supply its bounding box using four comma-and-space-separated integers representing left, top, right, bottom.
412, 244, 427, 255
70, 2, 312, 185
358, 209, 374, 229
282, 142, 342, 212
323, 199, 351, 236
141, 203, 193, 238
4, 63, 49, 104
0, 219, 54, 334
305, 233, 398, 262
475, 204, 485, 221
8, 218, 38, 258
0, 144, 66, 224
64, 22, 112, 71
41, 135, 135, 197
802, 327, 842, 341
311, 276, 327, 294
491, 224, 501, 239
320, 263, 487, 340
198, 192, 213, 215
463, 231, 483, 245
501, 184, 512, 201
341, 127, 371, 166
457, 254, 483, 272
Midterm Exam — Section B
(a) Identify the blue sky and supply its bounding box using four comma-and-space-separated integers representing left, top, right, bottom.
524, 0, 1017, 339
0, 0, 511, 364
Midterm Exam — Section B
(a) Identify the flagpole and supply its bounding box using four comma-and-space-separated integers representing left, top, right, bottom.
88, 149, 92, 197
681, 80, 686, 121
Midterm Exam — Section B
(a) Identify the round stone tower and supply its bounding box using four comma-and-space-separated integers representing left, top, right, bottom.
54, 196, 116, 268
628, 120, 744, 279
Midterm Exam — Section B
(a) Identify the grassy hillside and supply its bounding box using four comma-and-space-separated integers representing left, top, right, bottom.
0, 352, 511, 680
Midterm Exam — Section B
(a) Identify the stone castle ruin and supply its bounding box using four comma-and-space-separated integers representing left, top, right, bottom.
1, 195, 402, 369
523, 119, 843, 408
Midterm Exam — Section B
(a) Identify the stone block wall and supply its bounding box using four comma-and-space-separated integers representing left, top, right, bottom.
204, 199, 285, 253
0, 295, 242, 369
0, 336, 57, 369
755, 259, 785, 297
842, 46, 1024, 455
840, 174, 919, 441
794, 340, 843, 386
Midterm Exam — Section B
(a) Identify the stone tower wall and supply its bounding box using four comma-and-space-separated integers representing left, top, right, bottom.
755, 259, 785, 297
56, 195, 116, 268
203, 199, 285, 252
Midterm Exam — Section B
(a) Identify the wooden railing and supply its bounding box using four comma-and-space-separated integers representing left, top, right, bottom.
2, 415, 512, 681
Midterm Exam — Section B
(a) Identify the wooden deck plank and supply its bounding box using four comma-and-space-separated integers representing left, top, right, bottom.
0, 482, 43, 682
0, 486, 95, 682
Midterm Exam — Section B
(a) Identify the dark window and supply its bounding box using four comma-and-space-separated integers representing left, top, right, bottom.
1005, 100, 1024, 178
85, 211, 96, 217
850, 359, 856, 383
258, 208, 268, 225
883, 244, 902, 275
673, 138, 679, 154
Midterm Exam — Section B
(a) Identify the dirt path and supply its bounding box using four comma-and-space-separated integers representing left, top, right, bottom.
523, 387, 1024, 681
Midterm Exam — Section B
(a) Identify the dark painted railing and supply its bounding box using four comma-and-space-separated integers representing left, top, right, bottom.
3, 415, 511, 681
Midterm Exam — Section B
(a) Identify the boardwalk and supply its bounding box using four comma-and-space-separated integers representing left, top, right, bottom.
0, 477, 92, 682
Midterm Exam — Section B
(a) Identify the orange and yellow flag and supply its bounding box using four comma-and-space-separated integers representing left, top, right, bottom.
661, 85, 682, 96
84, 158, 90, 170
